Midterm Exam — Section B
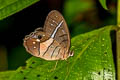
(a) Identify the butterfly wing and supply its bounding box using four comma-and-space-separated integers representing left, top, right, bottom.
23, 34, 40, 57
43, 10, 70, 59
23, 10, 72, 60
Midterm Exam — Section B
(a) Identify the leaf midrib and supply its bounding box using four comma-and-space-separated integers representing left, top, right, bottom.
65, 37, 94, 80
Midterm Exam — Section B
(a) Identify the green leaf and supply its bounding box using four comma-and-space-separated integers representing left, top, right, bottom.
99, 0, 108, 10
0, 0, 39, 20
9, 26, 115, 80
0, 71, 15, 80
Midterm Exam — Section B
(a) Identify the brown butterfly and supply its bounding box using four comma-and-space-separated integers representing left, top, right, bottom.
23, 10, 74, 60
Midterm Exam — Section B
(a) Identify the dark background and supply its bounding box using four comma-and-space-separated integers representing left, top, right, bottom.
0, 0, 116, 70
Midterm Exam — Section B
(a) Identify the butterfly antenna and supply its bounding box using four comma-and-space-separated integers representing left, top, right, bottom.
34, 27, 43, 32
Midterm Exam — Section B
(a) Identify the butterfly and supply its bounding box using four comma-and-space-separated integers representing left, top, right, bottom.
23, 10, 74, 60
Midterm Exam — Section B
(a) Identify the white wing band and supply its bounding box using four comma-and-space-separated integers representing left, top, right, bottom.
51, 20, 63, 38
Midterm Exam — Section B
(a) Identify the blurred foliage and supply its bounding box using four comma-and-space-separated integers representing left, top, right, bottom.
8, 45, 31, 70
99, 0, 108, 10
0, 17, 14, 32
64, 0, 116, 37
0, 0, 39, 20
64, 0, 95, 25
0, 71, 15, 80
0, 46, 8, 71
70, 22, 94, 37
0, 0, 39, 71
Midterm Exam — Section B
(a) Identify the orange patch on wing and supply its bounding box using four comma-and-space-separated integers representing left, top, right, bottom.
40, 44, 47, 51
40, 38, 54, 55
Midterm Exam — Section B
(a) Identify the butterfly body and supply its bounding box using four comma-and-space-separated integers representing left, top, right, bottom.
23, 10, 74, 60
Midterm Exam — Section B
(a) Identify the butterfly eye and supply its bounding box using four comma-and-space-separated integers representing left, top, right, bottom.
38, 35, 42, 39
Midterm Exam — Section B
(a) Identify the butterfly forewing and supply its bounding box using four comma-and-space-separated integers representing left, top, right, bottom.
43, 10, 70, 58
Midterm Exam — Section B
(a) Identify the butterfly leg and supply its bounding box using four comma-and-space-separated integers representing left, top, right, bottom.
65, 59, 71, 78
54, 60, 58, 70
50, 60, 58, 72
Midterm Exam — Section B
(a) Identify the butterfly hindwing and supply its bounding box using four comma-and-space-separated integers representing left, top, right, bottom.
24, 36, 40, 56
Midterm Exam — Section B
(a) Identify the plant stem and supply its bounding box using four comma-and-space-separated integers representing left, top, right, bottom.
117, 0, 120, 25
117, 0, 120, 80
117, 32, 120, 80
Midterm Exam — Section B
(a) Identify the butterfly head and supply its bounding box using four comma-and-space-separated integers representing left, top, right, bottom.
23, 28, 49, 56
24, 28, 49, 43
